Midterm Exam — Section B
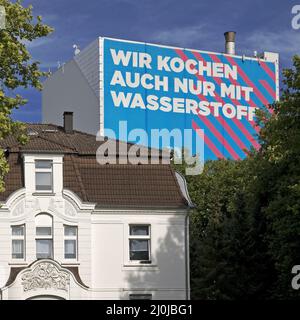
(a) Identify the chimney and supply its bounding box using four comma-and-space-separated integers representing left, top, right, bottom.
224, 31, 236, 55
63, 111, 73, 133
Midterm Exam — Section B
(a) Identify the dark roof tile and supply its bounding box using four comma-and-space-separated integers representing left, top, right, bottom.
0, 124, 188, 209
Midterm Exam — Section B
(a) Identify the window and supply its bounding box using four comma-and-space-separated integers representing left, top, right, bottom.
12, 225, 25, 259
35, 160, 53, 192
35, 214, 53, 259
129, 225, 150, 262
129, 294, 152, 300
64, 226, 77, 259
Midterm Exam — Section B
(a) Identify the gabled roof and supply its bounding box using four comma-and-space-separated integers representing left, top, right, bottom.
0, 124, 189, 209
2, 124, 103, 154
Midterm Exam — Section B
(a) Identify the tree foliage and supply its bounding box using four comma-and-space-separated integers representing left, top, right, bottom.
255, 55, 300, 298
0, 0, 52, 192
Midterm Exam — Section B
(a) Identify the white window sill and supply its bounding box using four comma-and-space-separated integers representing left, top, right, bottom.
9, 261, 28, 266
61, 261, 80, 266
123, 263, 158, 271
32, 192, 56, 196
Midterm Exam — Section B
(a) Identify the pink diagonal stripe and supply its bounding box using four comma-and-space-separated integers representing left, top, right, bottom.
259, 79, 276, 101
175, 49, 241, 159
194, 51, 260, 149
192, 120, 225, 159
206, 54, 270, 123
225, 55, 272, 110
175, 49, 247, 155
260, 61, 276, 83
213, 93, 260, 151
196, 112, 240, 160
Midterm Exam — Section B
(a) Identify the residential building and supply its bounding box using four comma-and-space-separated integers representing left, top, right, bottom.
0, 113, 192, 300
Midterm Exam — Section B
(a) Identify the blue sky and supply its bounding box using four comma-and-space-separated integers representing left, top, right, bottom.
12, 0, 300, 122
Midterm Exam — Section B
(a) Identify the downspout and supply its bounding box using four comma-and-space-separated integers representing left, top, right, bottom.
174, 171, 193, 300
185, 212, 190, 300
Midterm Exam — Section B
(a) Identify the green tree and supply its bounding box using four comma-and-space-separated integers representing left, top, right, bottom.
174, 56, 300, 299
0, 0, 52, 192
177, 158, 274, 299
254, 55, 300, 298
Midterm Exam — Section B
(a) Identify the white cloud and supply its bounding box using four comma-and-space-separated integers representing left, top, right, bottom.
41, 14, 58, 23
150, 24, 218, 48
151, 26, 299, 65
241, 29, 300, 57
23, 37, 55, 49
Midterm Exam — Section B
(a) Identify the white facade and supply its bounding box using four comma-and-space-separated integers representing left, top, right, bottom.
0, 152, 190, 300
43, 39, 102, 136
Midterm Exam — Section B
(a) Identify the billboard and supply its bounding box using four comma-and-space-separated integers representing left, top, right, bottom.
102, 38, 278, 160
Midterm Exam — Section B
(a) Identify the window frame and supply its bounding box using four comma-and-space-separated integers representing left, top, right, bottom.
128, 224, 151, 263
63, 225, 78, 260
35, 214, 53, 260
35, 160, 53, 193
11, 224, 26, 260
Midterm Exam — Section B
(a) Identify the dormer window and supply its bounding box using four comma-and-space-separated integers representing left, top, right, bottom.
35, 160, 53, 192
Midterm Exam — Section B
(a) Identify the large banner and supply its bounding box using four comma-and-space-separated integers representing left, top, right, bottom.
103, 38, 278, 160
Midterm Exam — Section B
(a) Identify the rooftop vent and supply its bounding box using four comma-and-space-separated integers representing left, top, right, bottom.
27, 128, 38, 136
42, 129, 58, 133
224, 31, 236, 55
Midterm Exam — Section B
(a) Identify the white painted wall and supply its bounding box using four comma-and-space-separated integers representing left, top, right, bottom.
42, 56, 100, 135
0, 154, 189, 300
90, 211, 187, 299
74, 39, 101, 98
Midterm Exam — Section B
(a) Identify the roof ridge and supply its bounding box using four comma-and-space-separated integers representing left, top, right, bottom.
5, 123, 166, 157
27, 123, 58, 127
3, 134, 77, 154
36, 134, 78, 153
27, 123, 96, 137
27, 123, 147, 147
